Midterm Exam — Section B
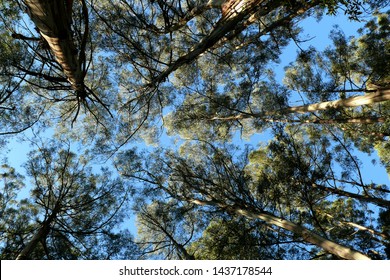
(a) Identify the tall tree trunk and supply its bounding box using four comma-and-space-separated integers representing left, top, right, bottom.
212, 115, 385, 124
151, 0, 322, 86
211, 88, 390, 121
325, 213, 390, 241
24, 0, 84, 92
151, 0, 264, 85
16, 202, 61, 260
281, 88, 390, 114
189, 198, 371, 260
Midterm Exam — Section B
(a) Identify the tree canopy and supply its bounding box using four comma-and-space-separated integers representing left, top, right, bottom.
0, 0, 389, 260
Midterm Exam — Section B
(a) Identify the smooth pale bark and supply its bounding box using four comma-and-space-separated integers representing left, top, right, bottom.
325, 213, 389, 240
24, 0, 84, 92
293, 117, 385, 124
149, 0, 323, 86
282, 88, 390, 114
151, 0, 264, 85
212, 116, 385, 124
215, 1, 320, 51
211, 88, 390, 121
190, 199, 371, 260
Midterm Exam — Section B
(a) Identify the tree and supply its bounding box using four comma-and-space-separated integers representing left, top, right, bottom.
118, 133, 388, 259
93, 0, 377, 150
247, 125, 389, 257
0, 140, 139, 259
0, 1, 47, 136
164, 11, 389, 144
0, 0, 388, 260
0, 163, 29, 257
0, 0, 115, 134
135, 200, 196, 260
23, 0, 85, 92
283, 12, 390, 158
188, 217, 295, 260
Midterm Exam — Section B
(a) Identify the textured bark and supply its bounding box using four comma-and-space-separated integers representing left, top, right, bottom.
215, 1, 319, 50
24, 0, 84, 92
190, 199, 371, 260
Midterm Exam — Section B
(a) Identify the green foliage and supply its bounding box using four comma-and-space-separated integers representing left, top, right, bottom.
121, 131, 388, 259
284, 12, 389, 170
0, 0, 388, 260
188, 218, 287, 260
0, 141, 140, 259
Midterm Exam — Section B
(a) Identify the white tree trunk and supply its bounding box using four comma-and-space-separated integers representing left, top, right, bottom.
190, 198, 371, 260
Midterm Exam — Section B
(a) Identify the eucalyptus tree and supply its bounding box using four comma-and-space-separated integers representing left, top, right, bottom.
283, 11, 390, 167
1, 1, 385, 145
247, 125, 390, 209
90, 0, 380, 150
187, 217, 301, 260
0, 164, 29, 257
164, 11, 389, 144
1, 0, 388, 261
117, 131, 388, 259
0, 0, 115, 143
0, 141, 139, 259
247, 125, 389, 257
116, 146, 300, 260
0, 1, 46, 136
135, 200, 197, 260
1, 1, 386, 135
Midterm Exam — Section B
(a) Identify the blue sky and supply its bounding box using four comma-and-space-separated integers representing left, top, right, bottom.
1, 7, 389, 239
251, 11, 389, 187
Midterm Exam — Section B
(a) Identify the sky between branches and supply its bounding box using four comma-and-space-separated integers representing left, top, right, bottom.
1, 5, 389, 239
